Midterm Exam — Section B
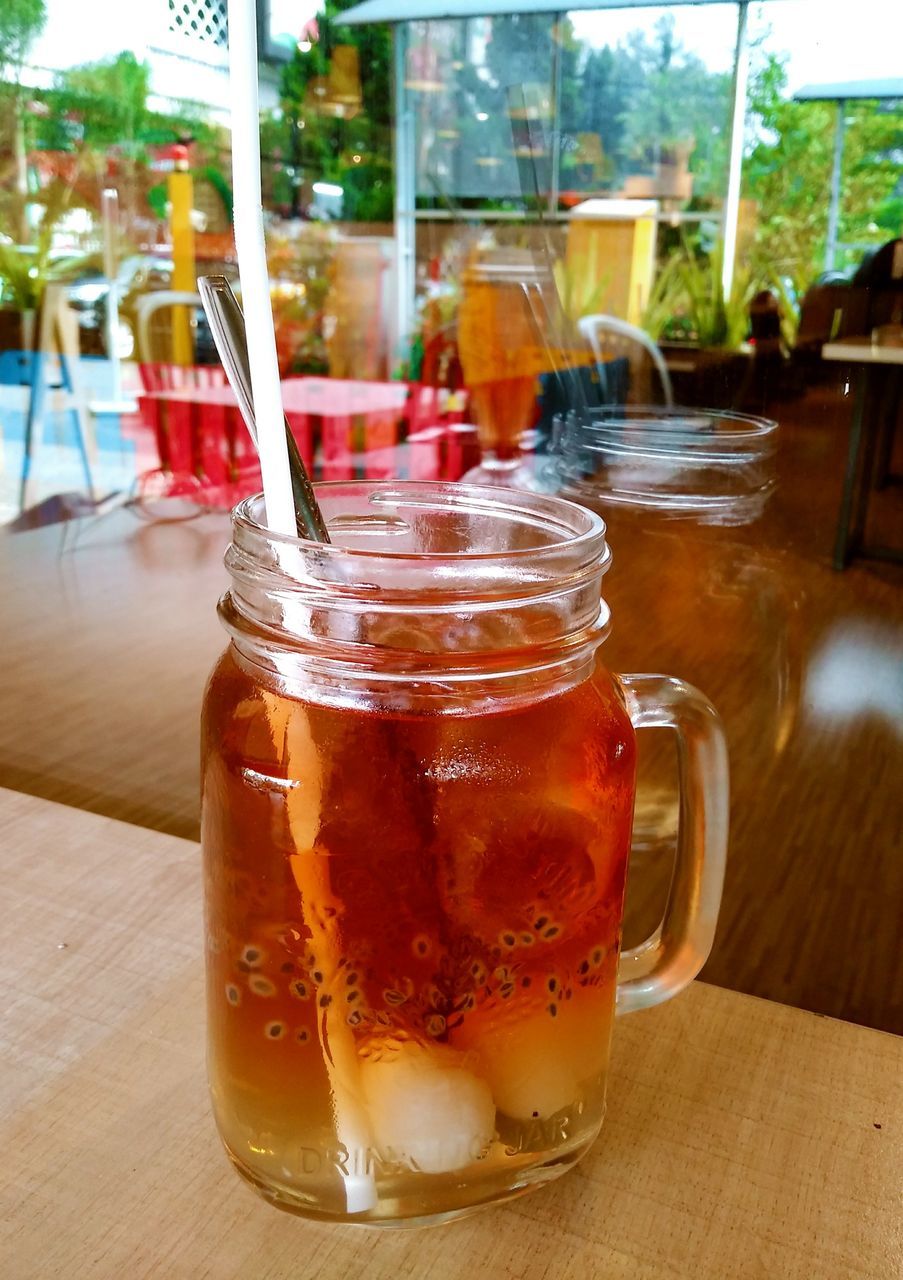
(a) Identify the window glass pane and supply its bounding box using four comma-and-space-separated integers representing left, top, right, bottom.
565, 4, 737, 208
746, 0, 903, 282
410, 15, 556, 204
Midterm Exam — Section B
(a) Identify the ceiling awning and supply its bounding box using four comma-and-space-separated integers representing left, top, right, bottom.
341, 0, 750, 24
794, 78, 903, 101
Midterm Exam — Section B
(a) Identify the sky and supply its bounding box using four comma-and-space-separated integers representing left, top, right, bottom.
569, 1, 903, 94
26, 0, 903, 102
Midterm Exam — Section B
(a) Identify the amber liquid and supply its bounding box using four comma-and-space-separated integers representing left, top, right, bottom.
457, 267, 547, 461
469, 377, 539, 459
202, 652, 636, 1224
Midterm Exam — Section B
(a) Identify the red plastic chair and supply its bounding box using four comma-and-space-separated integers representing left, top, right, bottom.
405, 365, 475, 480
408, 423, 479, 481
445, 423, 480, 478
136, 363, 241, 508
138, 363, 230, 393
408, 426, 446, 481
320, 413, 355, 481
136, 363, 333, 510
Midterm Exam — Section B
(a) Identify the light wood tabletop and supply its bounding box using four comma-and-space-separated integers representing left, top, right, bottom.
822, 335, 903, 365
1, 787, 900, 1280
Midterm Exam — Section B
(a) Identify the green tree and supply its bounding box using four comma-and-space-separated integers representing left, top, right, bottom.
42, 52, 151, 153
742, 52, 903, 292
29, 52, 226, 233
839, 101, 903, 259
0, 0, 45, 76
0, 0, 47, 238
278, 0, 393, 220
417, 13, 581, 206
567, 44, 630, 189
615, 16, 731, 201
38, 52, 220, 157
742, 53, 835, 292
481, 14, 560, 203
555, 16, 731, 201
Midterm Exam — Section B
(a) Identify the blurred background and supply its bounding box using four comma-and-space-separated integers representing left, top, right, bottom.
0, 2, 901, 1035
2, 3, 901, 458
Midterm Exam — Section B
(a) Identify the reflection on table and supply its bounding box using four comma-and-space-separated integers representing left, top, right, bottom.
1, 481, 901, 1034
135, 372, 478, 504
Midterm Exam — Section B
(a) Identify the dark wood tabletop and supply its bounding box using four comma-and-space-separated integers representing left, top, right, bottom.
2, 440, 901, 1034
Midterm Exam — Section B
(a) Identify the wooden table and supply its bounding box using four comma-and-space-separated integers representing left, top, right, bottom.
1, 787, 900, 1280
822, 335, 903, 569
0, 509, 229, 837
2, 499, 903, 1037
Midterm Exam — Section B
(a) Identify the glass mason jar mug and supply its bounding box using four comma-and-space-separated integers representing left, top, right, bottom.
202, 482, 728, 1227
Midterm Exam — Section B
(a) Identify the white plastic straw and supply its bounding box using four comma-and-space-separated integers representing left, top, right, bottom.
227, 0, 296, 537
227, 0, 376, 1213
263, 694, 378, 1214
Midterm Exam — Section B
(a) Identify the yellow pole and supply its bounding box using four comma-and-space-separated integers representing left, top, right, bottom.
168, 152, 195, 366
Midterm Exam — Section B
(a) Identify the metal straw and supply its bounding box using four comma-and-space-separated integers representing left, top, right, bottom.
199, 274, 331, 543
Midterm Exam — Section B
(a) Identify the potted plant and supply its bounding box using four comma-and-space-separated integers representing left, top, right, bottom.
266, 224, 335, 375
0, 185, 89, 352
643, 240, 766, 407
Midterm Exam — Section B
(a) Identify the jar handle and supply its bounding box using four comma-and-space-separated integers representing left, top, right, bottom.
615, 675, 729, 1015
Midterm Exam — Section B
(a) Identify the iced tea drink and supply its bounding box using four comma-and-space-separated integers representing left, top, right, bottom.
458, 249, 550, 468
467, 377, 541, 460
202, 484, 728, 1225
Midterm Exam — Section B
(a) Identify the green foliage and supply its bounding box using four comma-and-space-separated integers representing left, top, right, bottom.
769, 273, 800, 349
0, 236, 45, 309
37, 52, 150, 154
13, 51, 227, 233
418, 12, 731, 206
277, 0, 393, 218
194, 164, 233, 222
0, 181, 87, 309
743, 52, 903, 294
0, 0, 45, 80
642, 48, 903, 340
422, 14, 575, 203
0, 0, 47, 240
339, 160, 393, 222
643, 240, 757, 350
552, 257, 610, 327
31, 52, 220, 158
742, 54, 834, 295
280, 0, 392, 123
568, 44, 628, 188
841, 102, 903, 249
610, 16, 731, 200
461, 12, 731, 201
146, 165, 232, 224
876, 196, 903, 236
145, 184, 168, 222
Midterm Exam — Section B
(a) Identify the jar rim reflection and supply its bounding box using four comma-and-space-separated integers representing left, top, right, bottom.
220, 482, 614, 711
552, 404, 778, 525
231, 482, 608, 565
